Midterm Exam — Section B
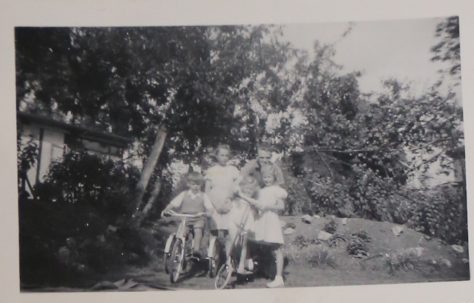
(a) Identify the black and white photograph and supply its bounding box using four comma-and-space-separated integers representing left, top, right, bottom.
10, 11, 471, 295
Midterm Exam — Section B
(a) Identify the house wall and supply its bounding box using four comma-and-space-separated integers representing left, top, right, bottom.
19, 120, 126, 193
39, 128, 65, 182
20, 123, 65, 185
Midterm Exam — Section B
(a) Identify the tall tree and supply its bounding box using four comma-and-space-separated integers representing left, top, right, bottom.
15, 26, 294, 219
431, 16, 461, 80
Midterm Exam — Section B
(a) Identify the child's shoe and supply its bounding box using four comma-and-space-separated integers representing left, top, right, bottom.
236, 267, 253, 275
266, 276, 284, 288
190, 252, 201, 262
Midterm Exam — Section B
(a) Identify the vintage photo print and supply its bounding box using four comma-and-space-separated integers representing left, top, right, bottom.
2, 0, 474, 302
15, 17, 468, 292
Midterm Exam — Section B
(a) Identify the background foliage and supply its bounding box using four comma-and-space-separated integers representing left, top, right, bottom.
16, 17, 466, 286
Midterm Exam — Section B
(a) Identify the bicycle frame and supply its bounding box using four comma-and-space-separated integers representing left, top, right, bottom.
164, 211, 205, 254
214, 198, 256, 289
163, 210, 206, 283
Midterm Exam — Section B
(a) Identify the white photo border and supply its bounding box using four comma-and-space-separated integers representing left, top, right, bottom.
1, 0, 473, 302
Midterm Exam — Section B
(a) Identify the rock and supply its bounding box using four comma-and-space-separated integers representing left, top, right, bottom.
414, 247, 424, 257
284, 227, 295, 235
406, 247, 424, 257
313, 214, 321, 219
462, 258, 469, 264
440, 258, 452, 268
107, 225, 118, 232
328, 215, 336, 220
451, 245, 464, 253
424, 235, 431, 241
391, 225, 404, 236
76, 264, 87, 272
301, 214, 313, 224
284, 222, 296, 229
341, 218, 348, 225
317, 230, 333, 241
57, 246, 71, 264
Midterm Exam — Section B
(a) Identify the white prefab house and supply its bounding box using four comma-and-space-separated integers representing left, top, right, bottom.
17, 112, 131, 191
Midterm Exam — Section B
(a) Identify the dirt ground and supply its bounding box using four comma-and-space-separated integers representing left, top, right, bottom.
24, 215, 470, 292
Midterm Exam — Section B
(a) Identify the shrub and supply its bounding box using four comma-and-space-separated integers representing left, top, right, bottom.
323, 219, 338, 234
408, 183, 467, 244
17, 135, 38, 197
305, 176, 355, 217
283, 167, 313, 215
304, 168, 467, 244
19, 152, 149, 286
346, 231, 371, 258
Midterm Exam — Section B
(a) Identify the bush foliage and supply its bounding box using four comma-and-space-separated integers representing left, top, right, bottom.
19, 152, 154, 286
295, 167, 467, 244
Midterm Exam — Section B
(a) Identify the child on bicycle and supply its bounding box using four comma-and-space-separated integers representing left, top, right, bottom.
228, 176, 259, 275
204, 144, 240, 259
162, 172, 214, 258
238, 165, 287, 288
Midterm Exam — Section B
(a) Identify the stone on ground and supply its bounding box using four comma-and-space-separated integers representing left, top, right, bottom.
301, 214, 313, 224
391, 225, 404, 236
451, 245, 464, 253
440, 258, 452, 268
317, 230, 333, 241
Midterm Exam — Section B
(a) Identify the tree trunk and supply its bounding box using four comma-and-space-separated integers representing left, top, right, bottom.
133, 126, 167, 216
136, 176, 162, 224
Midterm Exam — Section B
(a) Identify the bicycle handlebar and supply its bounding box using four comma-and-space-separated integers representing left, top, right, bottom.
162, 210, 207, 218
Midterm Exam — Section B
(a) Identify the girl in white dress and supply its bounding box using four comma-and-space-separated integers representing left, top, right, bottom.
205, 144, 240, 258
228, 176, 259, 274
238, 165, 287, 288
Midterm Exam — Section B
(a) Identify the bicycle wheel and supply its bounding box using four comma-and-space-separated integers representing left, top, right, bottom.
169, 239, 185, 283
164, 238, 175, 274
164, 252, 170, 274
214, 262, 233, 289
208, 239, 222, 278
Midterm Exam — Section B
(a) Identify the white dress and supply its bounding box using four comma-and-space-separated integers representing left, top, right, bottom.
205, 164, 240, 230
254, 185, 287, 244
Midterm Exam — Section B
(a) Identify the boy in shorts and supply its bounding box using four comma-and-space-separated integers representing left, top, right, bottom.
162, 172, 214, 258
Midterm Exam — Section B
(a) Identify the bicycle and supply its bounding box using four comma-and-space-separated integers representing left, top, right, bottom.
214, 199, 263, 289
162, 209, 207, 284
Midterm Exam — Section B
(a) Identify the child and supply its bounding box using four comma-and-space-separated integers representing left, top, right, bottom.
228, 176, 259, 274
162, 172, 213, 258
205, 144, 240, 258
238, 165, 287, 288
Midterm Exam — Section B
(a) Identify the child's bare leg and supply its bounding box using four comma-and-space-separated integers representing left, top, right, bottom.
193, 227, 203, 254
237, 235, 248, 272
224, 231, 233, 265
274, 247, 283, 278
266, 245, 285, 288
207, 233, 217, 258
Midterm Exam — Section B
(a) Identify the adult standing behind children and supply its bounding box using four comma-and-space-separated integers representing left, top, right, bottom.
240, 143, 285, 188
